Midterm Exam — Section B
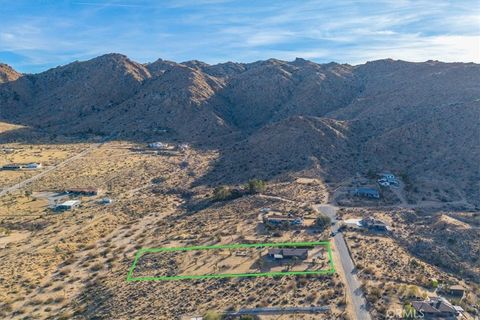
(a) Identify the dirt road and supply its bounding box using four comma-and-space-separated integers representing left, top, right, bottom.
0, 142, 103, 198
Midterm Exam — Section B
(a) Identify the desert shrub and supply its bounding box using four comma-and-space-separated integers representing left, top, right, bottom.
403, 303, 417, 319
363, 266, 374, 274
425, 278, 437, 289
245, 179, 267, 194
306, 292, 318, 302
409, 259, 420, 268
1, 303, 12, 313
58, 268, 71, 276
29, 298, 43, 306
402, 285, 421, 299
52, 285, 64, 292
212, 186, 244, 202
213, 186, 233, 201
57, 311, 73, 320
0, 227, 11, 236
151, 177, 165, 184
369, 287, 382, 301
90, 262, 103, 272
84, 243, 96, 250
53, 296, 65, 304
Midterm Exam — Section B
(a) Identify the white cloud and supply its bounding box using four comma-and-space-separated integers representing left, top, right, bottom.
351, 35, 480, 63
0, 0, 479, 72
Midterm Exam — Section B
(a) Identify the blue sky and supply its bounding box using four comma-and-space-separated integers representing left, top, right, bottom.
0, 0, 479, 73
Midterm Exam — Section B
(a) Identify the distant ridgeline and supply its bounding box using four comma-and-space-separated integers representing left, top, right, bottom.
0, 55, 479, 205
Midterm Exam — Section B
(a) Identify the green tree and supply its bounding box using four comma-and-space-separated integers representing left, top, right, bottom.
246, 179, 267, 194
315, 213, 331, 229
203, 310, 222, 320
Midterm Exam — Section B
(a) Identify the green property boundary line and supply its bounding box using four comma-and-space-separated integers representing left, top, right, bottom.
126, 241, 335, 282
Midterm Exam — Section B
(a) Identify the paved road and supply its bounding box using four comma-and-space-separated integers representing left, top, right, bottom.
0, 142, 103, 198
316, 204, 372, 320
224, 305, 330, 316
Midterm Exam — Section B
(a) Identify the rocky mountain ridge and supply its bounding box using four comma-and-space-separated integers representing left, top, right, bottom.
1, 54, 479, 205
0, 63, 22, 83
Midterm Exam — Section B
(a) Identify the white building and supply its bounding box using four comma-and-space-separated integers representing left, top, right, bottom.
25, 163, 42, 169
378, 179, 390, 187
99, 197, 112, 205
378, 172, 398, 187
381, 172, 396, 182
178, 143, 190, 151
148, 142, 170, 149
54, 200, 81, 211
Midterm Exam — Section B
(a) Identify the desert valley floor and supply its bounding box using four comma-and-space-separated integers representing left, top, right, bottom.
0, 120, 478, 320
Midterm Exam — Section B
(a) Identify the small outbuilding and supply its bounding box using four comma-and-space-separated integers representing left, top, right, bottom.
148, 142, 171, 150
381, 172, 396, 181
99, 197, 112, 205
25, 163, 42, 169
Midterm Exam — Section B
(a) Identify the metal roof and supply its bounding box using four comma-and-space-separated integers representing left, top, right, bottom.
58, 200, 81, 206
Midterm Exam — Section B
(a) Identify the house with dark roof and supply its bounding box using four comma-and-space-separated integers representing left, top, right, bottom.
360, 217, 390, 232
447, 285, 465, 298
1, 164, 22, 170
1, 163, 42, 170
410, 297, 458, 319
66, 188, 99, 196
353, 188, 380, 199
267, 248, 308, 260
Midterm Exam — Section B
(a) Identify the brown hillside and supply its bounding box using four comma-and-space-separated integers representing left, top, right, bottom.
0, 53, 150, 126
0, 63, 21, 83
0, 55, 479, 205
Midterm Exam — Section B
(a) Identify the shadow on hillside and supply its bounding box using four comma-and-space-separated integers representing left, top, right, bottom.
0, 121, 347, 189
0, 126, 105, 145
0, 125, 203, 145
